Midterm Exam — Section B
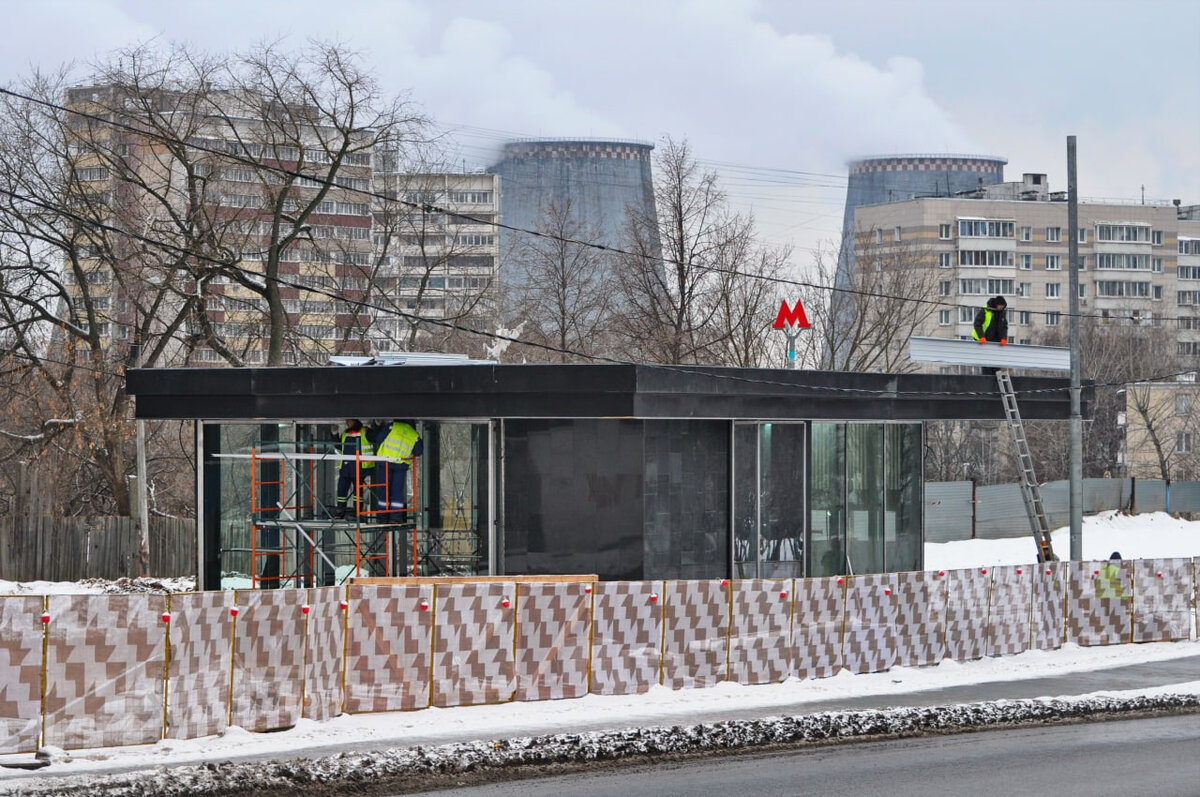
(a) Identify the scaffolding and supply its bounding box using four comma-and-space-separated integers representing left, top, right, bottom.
218, 443, 421, 588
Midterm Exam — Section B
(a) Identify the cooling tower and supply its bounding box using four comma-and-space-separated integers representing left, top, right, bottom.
489, 139, 656, 286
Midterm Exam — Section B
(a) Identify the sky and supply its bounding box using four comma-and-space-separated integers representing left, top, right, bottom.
1, 510, 1198, 788
0, 0, 1196, 259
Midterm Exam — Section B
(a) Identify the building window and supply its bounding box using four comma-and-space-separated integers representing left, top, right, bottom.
939, 252, 953, 268
1018, 311, 1032, 325
1180, 291, 1200, 306
1018, 281, 1032, 298
1046, 255, 1061, 270
1046, 312, 1061, 326
1096, 281, 1149, 298
1020, 226, 1032, 242
1078, 227, 1088, 244
1096, 253, 1150, 270
959, 306, 975, 323
1176, 432, 1192, 454
1154, 285, 1163, 300
1046, 227, 1062, 242
894, 226, 902, 242
938, 223, 951, 240
960, 250, 1015, 267
938, 280, 951, 296
1097, 224, 1150, 242
875, 229, 883, 244
1079, 284, 1087, 298
1153, 257, 1163, 273
958, 219, 1015, 238
1046, 283, 1061, 299
1019, 254, 1032, 270
1152, 230, 1163, 246
959, 278, 1014, 296
1176, 394, 1193, 416
938, 309, 951, 325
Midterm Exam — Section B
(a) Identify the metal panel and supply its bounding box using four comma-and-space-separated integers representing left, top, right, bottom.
924, 481, 975, 543
1134, 480, 1168, 513
1168, 481, 1200, 513
975, 483, 1032, 540
909, 337, 1070, 371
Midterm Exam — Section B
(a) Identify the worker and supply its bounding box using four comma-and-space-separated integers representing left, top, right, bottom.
333, 419, 375, 519
973, 295, 1008, 375
1096, 551, 1129, 599
372, 419, 423, 522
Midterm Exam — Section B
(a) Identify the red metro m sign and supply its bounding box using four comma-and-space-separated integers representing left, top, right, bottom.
771, 300, 811, 329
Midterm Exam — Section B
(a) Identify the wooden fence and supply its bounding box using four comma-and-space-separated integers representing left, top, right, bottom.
0, 515, 195, 583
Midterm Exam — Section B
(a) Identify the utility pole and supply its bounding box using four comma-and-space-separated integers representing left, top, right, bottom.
1067, 136, 1083, 560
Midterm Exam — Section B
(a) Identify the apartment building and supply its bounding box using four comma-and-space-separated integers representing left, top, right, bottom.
854, 175, 1200, 364
61, 84, 377, 365
1120, 374, 1200, 480
371, 171, 501, 345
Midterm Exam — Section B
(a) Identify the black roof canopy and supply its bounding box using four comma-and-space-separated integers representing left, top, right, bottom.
126, 363, 1089, 422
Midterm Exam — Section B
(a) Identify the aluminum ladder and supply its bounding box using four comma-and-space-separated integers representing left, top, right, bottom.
996, 370, 1058, 562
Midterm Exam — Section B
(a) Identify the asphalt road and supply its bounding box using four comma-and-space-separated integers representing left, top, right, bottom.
411, 713, 1200, 797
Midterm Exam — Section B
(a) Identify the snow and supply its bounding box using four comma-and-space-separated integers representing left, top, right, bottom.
1, 510, 1198, 795
924, 510, 1200, 570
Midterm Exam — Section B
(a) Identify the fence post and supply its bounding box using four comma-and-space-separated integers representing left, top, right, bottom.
971, 478, 978, 540
1130, 476, 1137, 515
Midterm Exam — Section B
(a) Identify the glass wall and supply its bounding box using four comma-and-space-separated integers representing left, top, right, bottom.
733, 422, 805, 578
809, 423, 846, 577
201, 419, 490, 590
808, 422, 923, 577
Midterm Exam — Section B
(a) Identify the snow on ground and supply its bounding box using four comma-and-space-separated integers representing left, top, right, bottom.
924, 510, 1200, 570
0, 510, 1197, 794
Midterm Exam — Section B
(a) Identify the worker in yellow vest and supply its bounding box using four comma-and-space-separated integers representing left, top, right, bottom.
334, 419, 375, 519
372, 419, 422, 522
1096, 551, 1129, 599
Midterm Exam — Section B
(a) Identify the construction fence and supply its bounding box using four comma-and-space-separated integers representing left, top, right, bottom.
925, 477, 1200, 543
1, 559, 1197, 754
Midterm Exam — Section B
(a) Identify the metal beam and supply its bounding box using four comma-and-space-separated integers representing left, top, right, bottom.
909, 337, 1070, 372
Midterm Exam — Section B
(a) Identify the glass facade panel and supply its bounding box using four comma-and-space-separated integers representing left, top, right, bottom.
847, 424, 885, 574
759, 423, 805, 578
885, 424, 924, 572
809, 423, 846, 577
733, 423, 758, 577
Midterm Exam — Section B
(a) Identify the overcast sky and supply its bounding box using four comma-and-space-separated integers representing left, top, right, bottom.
1, 0, 1196, 256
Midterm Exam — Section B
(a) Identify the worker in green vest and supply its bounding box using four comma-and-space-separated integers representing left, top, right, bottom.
334, 419, 375, 519
973, 295, 1008, 375
1096, 551, 1129, 599
372, 420, 423, 522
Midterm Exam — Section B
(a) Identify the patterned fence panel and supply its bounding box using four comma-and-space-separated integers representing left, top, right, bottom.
987, 565, 1033, 657
1066, 560, 1132, 646
432, 582, 516, 708
0, 596, 45, 754
166, 590, 234, 739
513, 582, 591, 702
842, 573, 899, 675
1132, 558, 1193, 643
893, 571, 945, 668
344, 584, 433, 713
1031, 562, 1066, 650
662, 580, 729, 690
945, 568, 991, 661
793, 576, 844, 680
44, 594, 166, 749
590, 581, 664, 695
729, 579, 792, 685
303, 587, 347, 720
230, 589, 306, 731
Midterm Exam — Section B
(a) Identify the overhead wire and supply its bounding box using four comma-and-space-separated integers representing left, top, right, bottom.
0, 87, 1193, 398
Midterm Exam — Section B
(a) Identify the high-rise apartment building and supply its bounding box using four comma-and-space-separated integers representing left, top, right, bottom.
853, 174, 1200, 368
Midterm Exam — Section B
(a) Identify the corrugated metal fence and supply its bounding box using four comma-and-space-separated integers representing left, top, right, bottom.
927, 477, 1200, 542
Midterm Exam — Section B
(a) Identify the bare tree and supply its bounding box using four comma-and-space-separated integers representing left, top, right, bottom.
504, 196, 615, 362
613, 136, 762, 365
0, 41, 427, 516
793, 229, 942, 372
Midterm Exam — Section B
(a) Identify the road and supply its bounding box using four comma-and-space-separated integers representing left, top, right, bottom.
409, 713, 1200, 797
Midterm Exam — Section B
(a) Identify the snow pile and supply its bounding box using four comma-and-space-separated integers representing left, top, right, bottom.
5, 693, 1196, 796
0, 577, 195, 596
